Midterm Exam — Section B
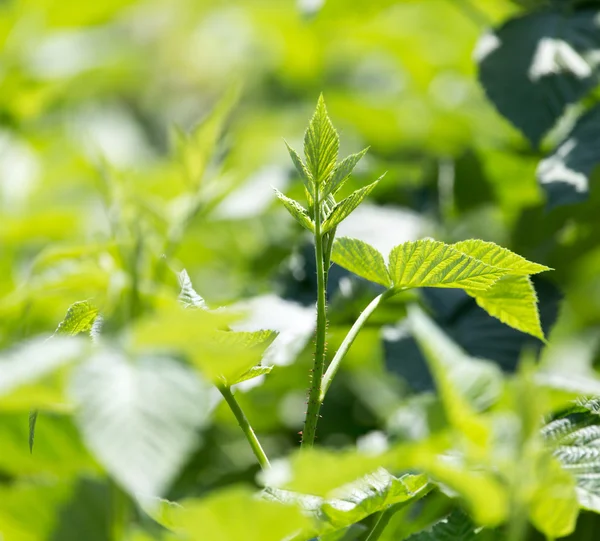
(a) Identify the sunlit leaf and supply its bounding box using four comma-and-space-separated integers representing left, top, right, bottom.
55, 300, 99, 336
228, 365, 274, 386
175, 487, 310, 541
327, 147, 369, 195
304, 94, 339, 185
274, 189, 315, 232
467, 275, 545, 341
178, 269, 208, 310
69, 349, 210, 497
322, 470, 429, 530
451, 239, 550, 275
388, 240, 506, 291
331, 237, 391, 287
322, 178, 381, 234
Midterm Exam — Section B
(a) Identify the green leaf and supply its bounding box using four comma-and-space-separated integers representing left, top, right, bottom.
55, 300, 99, 336
331, 237, 391, 287
273, 189, 315, 232
537, 104, 600, 208
388, 240, 506, 291
304, 94, 339, 185
477, 8, 600, 147
28, 410, 37, 453
228, 365, 274, 386
327, 147, 369, 196
285, 141, 313, 203
321, 470, 429, 530
528, 450, 579, 538
70, 350, 211, 497
178, 269, 208, 309
451, 239, 550, 275
467, 275, 545, 341
543, 399, 600, 514
321, 178, 381, 234
408, 305, 502, 445
406, 510, 490, 540
175, 487, 310, 541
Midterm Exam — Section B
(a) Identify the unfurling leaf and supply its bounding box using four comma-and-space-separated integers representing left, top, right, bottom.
468, 275, 545, 341
273, 189, 315, 232
304, 95, 339, 185
331, 237, 391, 287
321, 178, 381, 234
389, 240, 506, 291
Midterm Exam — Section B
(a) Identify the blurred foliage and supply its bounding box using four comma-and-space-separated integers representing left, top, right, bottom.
2, 0, 600, 539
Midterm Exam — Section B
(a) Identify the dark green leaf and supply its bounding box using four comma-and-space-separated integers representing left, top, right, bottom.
477, 8, 600, 147
538, 104, 600, 208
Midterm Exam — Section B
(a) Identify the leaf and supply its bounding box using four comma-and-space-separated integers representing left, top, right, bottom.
286, 141, 313, 201
537, 104, 600, 208
54, 300, 99, 336
228, 365, 274, 386
321, 470, 429, 530
408, 305, 502, 446
331, 237, 391, 287
467, 275, 545, 341
406, 510, 488, 540
321, 178, 381, 234
528, 450, 579, 538
178, 269, 208, 309
273, 189, 315, 232
175, 85, 239, 187
388, 240, 506, 291
451, 239, 550, 275
175, 487, 310, 541
477, 8, 600, 147
69, 350, 210, 497
543, 399, 600, 513
327, 147, 369, 196
304, 94, 339, 185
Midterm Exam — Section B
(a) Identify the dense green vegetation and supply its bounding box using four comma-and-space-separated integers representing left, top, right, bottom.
3, 0, 600, 539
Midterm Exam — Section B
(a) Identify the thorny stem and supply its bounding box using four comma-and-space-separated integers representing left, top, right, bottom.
320, 290, 393, 403
302, 188, 327, 448
219, 385, 271, 470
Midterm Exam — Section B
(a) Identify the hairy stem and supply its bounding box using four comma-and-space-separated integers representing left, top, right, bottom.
219, 385, 271, 470
302, 192, 327, 448
320, 290, 392, 403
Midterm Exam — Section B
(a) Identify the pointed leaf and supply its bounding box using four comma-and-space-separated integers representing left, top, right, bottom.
285, 141, 313, 202
321, 178, 381, 234
452, 239, 550, 275
178, 269, 208, 310
537, 104, 600, 208
70, 350, 210, 497
327, 147, 369, 196
28, 410, 38, 453
274, 189, 315, 232
322, 470, 429, 530
55, 301, 99, 336
467, 275, 545, 341
389, 240, 506, 291
228, 365, 274, 386
331, 237, 391, 287
304, 95, 339, 185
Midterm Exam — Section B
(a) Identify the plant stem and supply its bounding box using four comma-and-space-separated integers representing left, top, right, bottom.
302, 192, 327, 448
364, 510, 393, 541
320, 290, 391, 403
219, 385, 271, 470
110, 479, 129, 541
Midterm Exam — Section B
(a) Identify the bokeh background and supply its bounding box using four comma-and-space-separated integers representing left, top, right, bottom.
2, 0, 600, 539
